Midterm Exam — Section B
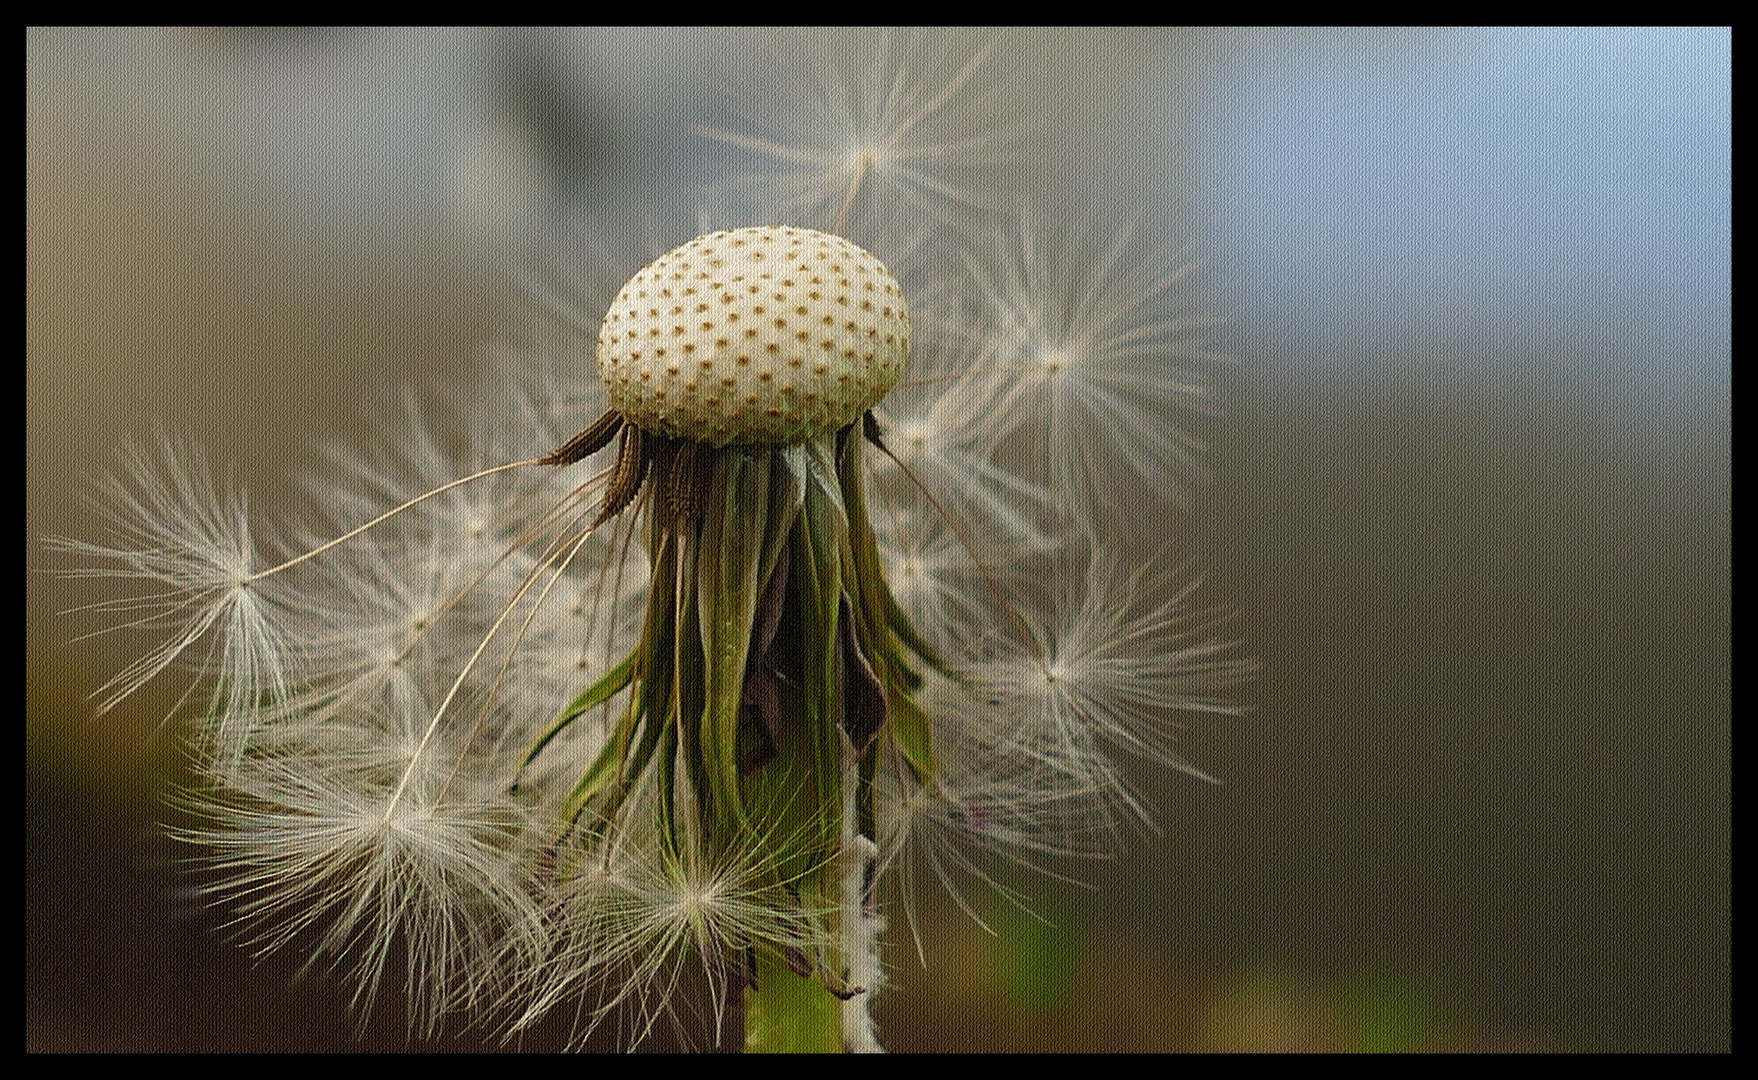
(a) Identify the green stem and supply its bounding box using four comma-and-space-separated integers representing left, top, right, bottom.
745, 952, 845, 1053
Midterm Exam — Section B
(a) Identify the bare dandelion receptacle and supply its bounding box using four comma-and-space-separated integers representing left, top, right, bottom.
597, 227, 910, 447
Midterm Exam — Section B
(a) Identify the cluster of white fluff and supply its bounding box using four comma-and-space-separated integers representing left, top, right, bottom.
55, 30, 1249, 1049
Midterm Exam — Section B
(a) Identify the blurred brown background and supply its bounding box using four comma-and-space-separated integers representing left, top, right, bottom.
28, 28, 1728, 1051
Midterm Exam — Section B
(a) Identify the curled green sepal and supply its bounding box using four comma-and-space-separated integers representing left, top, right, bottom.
696, 448, 771, 841
511, 647, 637, 791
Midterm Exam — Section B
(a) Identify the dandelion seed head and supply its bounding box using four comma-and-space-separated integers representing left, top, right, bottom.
510, 787, 836, 1047
695, 30, 1011, 246
185, 737, 540, 1036
49, 441, 293, 753
972, 554, 1251, 792
46, 30, 1252, 1052
967, 212, 1226, 508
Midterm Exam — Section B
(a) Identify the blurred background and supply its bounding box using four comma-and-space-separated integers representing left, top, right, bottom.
28, 28, 1728, 1052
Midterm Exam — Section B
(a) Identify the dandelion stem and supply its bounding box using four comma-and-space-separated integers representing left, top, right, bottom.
745, 952, 845, 1052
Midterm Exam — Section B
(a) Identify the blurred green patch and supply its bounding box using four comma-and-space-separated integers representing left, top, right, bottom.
1334, 972, 1437, 1052
1204, 963, 1448, 1051
979, 896, 1080, 1015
